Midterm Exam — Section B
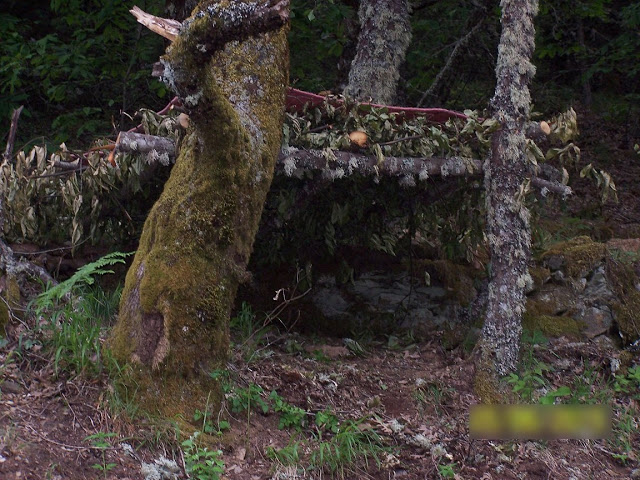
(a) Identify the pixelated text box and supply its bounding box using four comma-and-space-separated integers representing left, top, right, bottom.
469, 404, 611, 439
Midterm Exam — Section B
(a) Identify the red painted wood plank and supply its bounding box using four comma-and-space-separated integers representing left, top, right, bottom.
286, 87, 467, 123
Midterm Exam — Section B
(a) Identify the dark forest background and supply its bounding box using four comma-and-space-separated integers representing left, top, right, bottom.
1, 0, 638, 149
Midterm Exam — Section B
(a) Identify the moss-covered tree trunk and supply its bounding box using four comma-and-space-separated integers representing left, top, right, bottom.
474, 0, 538, 401
110, 0, 289, 417
343, 0, 411, 104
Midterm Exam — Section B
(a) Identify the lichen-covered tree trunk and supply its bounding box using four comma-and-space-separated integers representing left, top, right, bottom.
109, 0, 289, 417
474, 0, 538, 401
343, 0, 411, 104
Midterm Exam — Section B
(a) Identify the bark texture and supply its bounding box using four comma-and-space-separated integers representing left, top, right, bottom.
475, 0, 538, 398
109, 0, 288, 416
343, 0, 412, 104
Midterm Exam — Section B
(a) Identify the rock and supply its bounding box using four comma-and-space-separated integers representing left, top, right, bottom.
310, 271, 456, 335
592, 335, 616, 350
584, 266, 613, 299
0, 380, 22, 394
534, 284, 578, 315
579, 306, 613, 338
312, 277, 350, 319
545, 254, 565, 272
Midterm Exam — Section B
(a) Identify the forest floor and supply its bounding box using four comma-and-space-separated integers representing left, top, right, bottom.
0, 325, 638, 480
1, 109, 639, 479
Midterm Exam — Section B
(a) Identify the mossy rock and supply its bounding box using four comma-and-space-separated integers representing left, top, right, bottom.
526, 287, 577, 317
541, 236, 606, 278
604, 243, 640, 343
0, 274, 22, 333
528, 266, 550, 291
0, 302, 8, 335
611, 296, 640, 344
414, 259, 479, 306
522, 312, 585, 338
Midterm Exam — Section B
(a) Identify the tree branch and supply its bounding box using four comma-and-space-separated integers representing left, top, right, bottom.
418, 19, 485, 107
131, 1, 289, 54
530, 177, 572, 197
278, 147, 482, 179
109, 132, 570, 195
113, 131, 176, 165
0, 238, 58, 295
130, 6, 182, 41
2, 106, 24, 164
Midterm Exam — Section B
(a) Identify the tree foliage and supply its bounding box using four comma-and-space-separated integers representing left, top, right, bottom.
2, 0, 638, 147
0, 0, 167, 144
289, 0, 357, 92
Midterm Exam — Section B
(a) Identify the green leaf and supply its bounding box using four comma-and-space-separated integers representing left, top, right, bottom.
34, 251, 133, 309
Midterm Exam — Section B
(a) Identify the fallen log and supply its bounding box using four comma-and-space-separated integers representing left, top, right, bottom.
108, 132, 572, 196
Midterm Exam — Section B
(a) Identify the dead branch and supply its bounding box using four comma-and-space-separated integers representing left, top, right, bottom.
526, 120, 551, 145
418, 19, 485, 107
1, 106, 57, 294
130, 6, 181, 42
132, 1, 289, 56
530, 177, 572, 197
111, 131, 176, 167
2, 106, 25, 234
108, 132, 570, 195
0, 238, 58, 296
127, 96, 183, 135
2, 106, 24, 163
278, 147, 482, 179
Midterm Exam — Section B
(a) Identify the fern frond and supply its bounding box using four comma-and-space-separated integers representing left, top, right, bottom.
35, 251, 133, 309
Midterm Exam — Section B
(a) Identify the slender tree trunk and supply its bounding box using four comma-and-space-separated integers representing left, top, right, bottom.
109, 1, 289, 417
474, 0, 538, 401
343, 0, 412, 104
576, 18, 592, 108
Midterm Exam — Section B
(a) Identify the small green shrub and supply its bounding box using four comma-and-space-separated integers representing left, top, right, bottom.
506, 360, 552, 403
228, 384, 270, 415
315, 409, 340, 434
437, 462, 457, 479
614, 366, 640, 398
85, 432, 117, 478
182, 432, 225, 480
270, 391, 308, 430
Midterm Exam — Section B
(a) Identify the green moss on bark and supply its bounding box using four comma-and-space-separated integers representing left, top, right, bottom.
472, 339, 517, 404
109, 3, 288, 419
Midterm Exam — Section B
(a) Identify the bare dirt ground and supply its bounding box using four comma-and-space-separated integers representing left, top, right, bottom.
1, 109, 639, 479
1, 324, 638, 479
